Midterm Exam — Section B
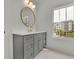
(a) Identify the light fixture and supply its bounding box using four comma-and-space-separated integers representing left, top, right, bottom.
24, 0, 29, 6
25, 0, 29, 4
29, 2, 33, 6
32, 5, 35, 9
24, 0, 36, 10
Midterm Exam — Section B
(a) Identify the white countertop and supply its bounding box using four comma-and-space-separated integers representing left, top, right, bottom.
13, 31, 46, 35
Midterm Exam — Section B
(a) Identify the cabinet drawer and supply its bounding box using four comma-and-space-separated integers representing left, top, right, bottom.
24, 35, 33, 44
24, 43, 33, 51
35, 33, 43, 40
24, 35, 33, 39
24, 48, 33, 58
24, 40, 33, 45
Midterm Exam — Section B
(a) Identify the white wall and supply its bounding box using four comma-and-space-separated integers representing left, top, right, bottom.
4, 0, 28, 59
36, 0, 74, 56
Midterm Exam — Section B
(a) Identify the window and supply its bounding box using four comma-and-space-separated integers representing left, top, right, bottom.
53, 5, 74, 38
67, 6, 74, 21
60, 8, 66, 22
54, 10, 59, 22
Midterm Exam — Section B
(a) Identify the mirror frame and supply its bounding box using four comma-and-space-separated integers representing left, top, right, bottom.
20, 7, 35, 27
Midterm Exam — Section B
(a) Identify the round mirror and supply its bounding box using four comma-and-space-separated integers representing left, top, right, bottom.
20, 7, 35, 27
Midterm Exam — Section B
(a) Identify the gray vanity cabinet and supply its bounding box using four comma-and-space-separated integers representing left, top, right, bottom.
13, 32, 46, 59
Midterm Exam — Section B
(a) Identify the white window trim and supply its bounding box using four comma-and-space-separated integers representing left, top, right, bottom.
53, 3, 74, 10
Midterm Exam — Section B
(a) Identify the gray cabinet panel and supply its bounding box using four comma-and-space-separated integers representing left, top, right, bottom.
28, 52, 33, 59
24, 35, 33, 59
24, 48, 33, 59
24, 55, 28, 59
33, 34, 39, 56
38, 33, 43, 52
43, 32, 47, 48
38, 39, 43, 52
24, 35, 33, 44
13, 35, 24, 59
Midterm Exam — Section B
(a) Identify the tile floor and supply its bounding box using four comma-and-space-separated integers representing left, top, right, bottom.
34, 49, 74, 59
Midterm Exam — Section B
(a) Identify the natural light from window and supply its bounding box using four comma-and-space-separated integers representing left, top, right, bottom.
53, 5, 74, 38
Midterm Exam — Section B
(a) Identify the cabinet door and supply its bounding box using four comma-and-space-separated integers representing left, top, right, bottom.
24, 35, 33, 59
42, 32, 46, 48
13, 35, 24, 59
38, 39, 43, 52
38, 33, 43, 52
33, 34, 39, 57
24, 48, 33, 59
24, 35, 33, 55
28, 48, 33, 59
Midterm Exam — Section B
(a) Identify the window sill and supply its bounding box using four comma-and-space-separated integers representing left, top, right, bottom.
52, 36, 74, 40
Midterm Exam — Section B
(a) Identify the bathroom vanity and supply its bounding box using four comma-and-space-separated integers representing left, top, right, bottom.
13, 31, 47, 59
